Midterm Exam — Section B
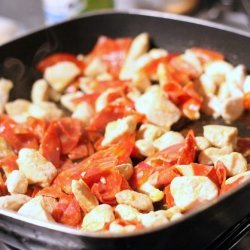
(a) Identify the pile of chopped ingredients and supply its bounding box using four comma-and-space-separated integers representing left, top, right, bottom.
0, 33, 249, 233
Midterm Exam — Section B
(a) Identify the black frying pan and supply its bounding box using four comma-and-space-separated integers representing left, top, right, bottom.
0, 10, 250, 250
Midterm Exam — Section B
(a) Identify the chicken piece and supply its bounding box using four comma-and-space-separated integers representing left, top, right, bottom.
109, 220, 137, 233
126, 87, 141, 102
243, 75, 250, 93
44, 61, 80, 92
183, 50, 203, 76
0, 78, 13, 114
204, 61, 233, 85
138, 124, 165, 141
138, 210, 169, 228
135, 139, 156, 157
115, 163, 133, 180
84, 58, 107, 77
131, 72, 151, 93
29, 102, 63, 121
96, 72, 113, 81
197, 73, 217, 96
48, 87, 61, 102
101, 115, 138, 146
95, 88, 119, 112
203, 95, 222, 119
164, 206, 183, 221
31, 79, 49, 104
115, 189, 153, 212
18, 196, 57, 223
216, 152, 247, 177
6, 170, 28, 194
120, 33, 150, 80
0, 194, 30, 211
175, 164, 195, 176
224, 171, 250, 185
203, 125, 237, 148
217, 83, 230, 100
195, 136, 211, 151
79, 77, 94, 94
0, 137, 13, 158
198, 146, 232, 165
60, 91, 83, 112
72, 102, 95, 126
72, 179, 98, 213
82, 204, 115, 232
226, 65, 246, 91
138, 180, 164, 202
220, 96, 244, 123
5, 100, 31, 123
114, 204, 140, 222
153, 131, 184, 151
135, 86, 181, 128
170, 176, 218, 211
17, 148, 57, 187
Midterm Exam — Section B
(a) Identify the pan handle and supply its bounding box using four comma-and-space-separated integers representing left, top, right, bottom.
205, 215, 250, 250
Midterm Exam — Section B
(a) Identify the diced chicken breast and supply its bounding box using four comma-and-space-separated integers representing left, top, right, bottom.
17, 148, 57, 187
198, 146, 233, 165
226, 65, 246, 91
60, 91, 83, 112
170, 176, 218, 211
96, 72, 113, 81
0, 137, 13, 158
5, 99, 31, 116
138, 124, 165, 141
18, 196, 57, 223
31, 79, 49, 104
0, 194, 30, 211
135, 86, 181, 128
138, 181, 164, 202
6, 170, 28, 194
183, 50, 203, 75
203, 125, 237, 148
29, 102, 63, 121
109, 220, 137, 233
72, 102, 95, 126
225, 171, 250, 185
114, 204, 140, 222
126, 87, 141, 102
204, 61, 233, 84
175, 164, 194, 176
120, 33, 150, 80
82, 204, 115, 232
79, 77, 95, 94
84, 58, 107, 77
0, 78, 13, 114
115, 190, 153, 212
95, 88, 119, 112
243, 76, 250, 93
195, 136, 211, 151
115, 163, 133, 180
153, 131, 184, 151
72, 179, 98, 213
135, 139, 155, 157
163, 206, 183, 221
131, 72, 151, 93
101, 115, 138, 146
221, 96, 244, 122
138, 210, 169, 228
44, 61, 80, 92
216, 152, 247, 177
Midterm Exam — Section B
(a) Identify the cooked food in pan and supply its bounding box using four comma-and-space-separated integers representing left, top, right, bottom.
0, 33, 249, 233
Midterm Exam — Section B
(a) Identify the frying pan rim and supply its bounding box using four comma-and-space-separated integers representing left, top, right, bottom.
0, 9, 249, 240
